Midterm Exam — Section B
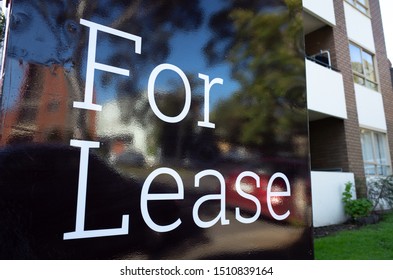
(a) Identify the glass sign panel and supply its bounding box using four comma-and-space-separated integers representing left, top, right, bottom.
0, 0, 313, 259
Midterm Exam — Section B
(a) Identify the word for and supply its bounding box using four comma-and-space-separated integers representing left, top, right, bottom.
73, 19, 222, 128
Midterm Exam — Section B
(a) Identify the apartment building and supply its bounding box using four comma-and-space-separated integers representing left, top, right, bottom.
303, 0, 393, 225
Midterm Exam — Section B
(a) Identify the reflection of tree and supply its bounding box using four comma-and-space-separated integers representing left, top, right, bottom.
8, 0, 203, 139
148, 73, 220, 165
0, 12, 5, 45
206, 0, 306, 155
93, 0, 203, 124
351, 62, 363, 74
153, 74, 199, 161
155, 92, 196, 161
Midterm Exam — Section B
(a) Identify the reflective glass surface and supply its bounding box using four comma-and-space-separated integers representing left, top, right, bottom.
0, 0, 312, 259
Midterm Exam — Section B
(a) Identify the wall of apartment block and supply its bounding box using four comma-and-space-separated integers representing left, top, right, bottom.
330, 0, 366, 196
309, 118, 348, 171
370, 0, 393, 173
305, 26, 337, 69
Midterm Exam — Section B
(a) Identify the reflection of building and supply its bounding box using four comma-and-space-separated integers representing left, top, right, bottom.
0, 64, 96, 145
96, 93, 204, 166
97, 98, 154, 163
304, 1, 393, 225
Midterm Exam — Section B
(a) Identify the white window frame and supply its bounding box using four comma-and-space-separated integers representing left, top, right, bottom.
346, 0, 370, 16
349, 42, 378, 91
360, 129, 392, 176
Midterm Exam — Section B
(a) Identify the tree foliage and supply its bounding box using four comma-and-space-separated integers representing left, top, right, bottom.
206, 0, 306, 154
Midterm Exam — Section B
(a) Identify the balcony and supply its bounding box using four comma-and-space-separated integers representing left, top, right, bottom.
311, 171, 355, 227
355, 84, 387, 131
303, 0, 336, 34
306, 59, 347, 120
344, 1, 375, 52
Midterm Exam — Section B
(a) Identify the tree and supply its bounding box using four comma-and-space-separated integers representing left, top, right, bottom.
205, 0, 306, 155
5, 0, 203, 140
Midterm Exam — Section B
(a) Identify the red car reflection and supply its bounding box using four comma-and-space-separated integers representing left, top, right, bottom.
225, 163, 309, 224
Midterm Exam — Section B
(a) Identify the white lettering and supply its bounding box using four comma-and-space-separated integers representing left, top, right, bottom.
193, 170, 230, 228
141, 167, 184, 232
66, 19, 295, 239
235, 171, 261, 223
148, 63, 191, 123
267, 172, 291, 220
64, 140, 129, 240
197, 73, 223, 128
74, 19, 142, 111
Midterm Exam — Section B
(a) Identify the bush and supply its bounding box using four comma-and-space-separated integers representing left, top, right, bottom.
0, 13, 5, 44
342, 182, 373, 220
367, 175, 393, 211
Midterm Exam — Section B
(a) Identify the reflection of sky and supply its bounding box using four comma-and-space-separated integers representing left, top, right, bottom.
94, 0, 240, 109
1, 60, 26, 110
165, 30, 240, 108
3, 0, 240, 111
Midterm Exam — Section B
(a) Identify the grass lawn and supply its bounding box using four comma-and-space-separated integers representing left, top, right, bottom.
314, 212, 393, 259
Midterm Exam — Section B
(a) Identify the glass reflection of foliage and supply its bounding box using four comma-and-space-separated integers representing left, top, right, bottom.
88, 0, 203, 124
41, 0, 203, 73
152, 74, 204, 163
8, 0, 203, 138
155, 93, 195, 162
0, 12, 5, 44
80, 0, 205, 159
205, 0, 305, 155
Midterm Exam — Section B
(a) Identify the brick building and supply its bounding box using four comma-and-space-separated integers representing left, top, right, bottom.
304, 0, 393, 203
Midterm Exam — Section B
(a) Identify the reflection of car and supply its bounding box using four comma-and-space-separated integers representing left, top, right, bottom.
0, 144, 145, 259
225, 171, 290, 221
113, 150, 145, 167
0, 144, 198, 259
225, 158, 310, 224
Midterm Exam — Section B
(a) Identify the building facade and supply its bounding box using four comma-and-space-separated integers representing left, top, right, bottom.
304, 0, 393, 203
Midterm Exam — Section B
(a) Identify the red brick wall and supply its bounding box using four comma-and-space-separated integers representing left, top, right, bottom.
305, 26, 337, 69
370, 0, 393, 174
309, 118, 347, 171
332, 0, 366, 196
305, 1, 369, 195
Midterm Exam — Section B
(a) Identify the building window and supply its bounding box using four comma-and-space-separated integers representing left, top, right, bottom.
346, 0, 369, 15
349, 43, 378, 91
361, 129, 391, 176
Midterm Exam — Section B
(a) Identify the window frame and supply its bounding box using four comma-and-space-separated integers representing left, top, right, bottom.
346, 0, 370, 16
349, 42, 378, 91
360, 129, 392, 177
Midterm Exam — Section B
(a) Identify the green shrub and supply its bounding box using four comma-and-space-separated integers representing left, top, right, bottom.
342, 182, 373, 219
0, 13, 5, 44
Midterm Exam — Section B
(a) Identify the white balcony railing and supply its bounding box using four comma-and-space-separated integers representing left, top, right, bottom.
306, 59, 347, 120
311, 171, 355, 227
303, 0, 336, 27
355, 84, 387, 131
